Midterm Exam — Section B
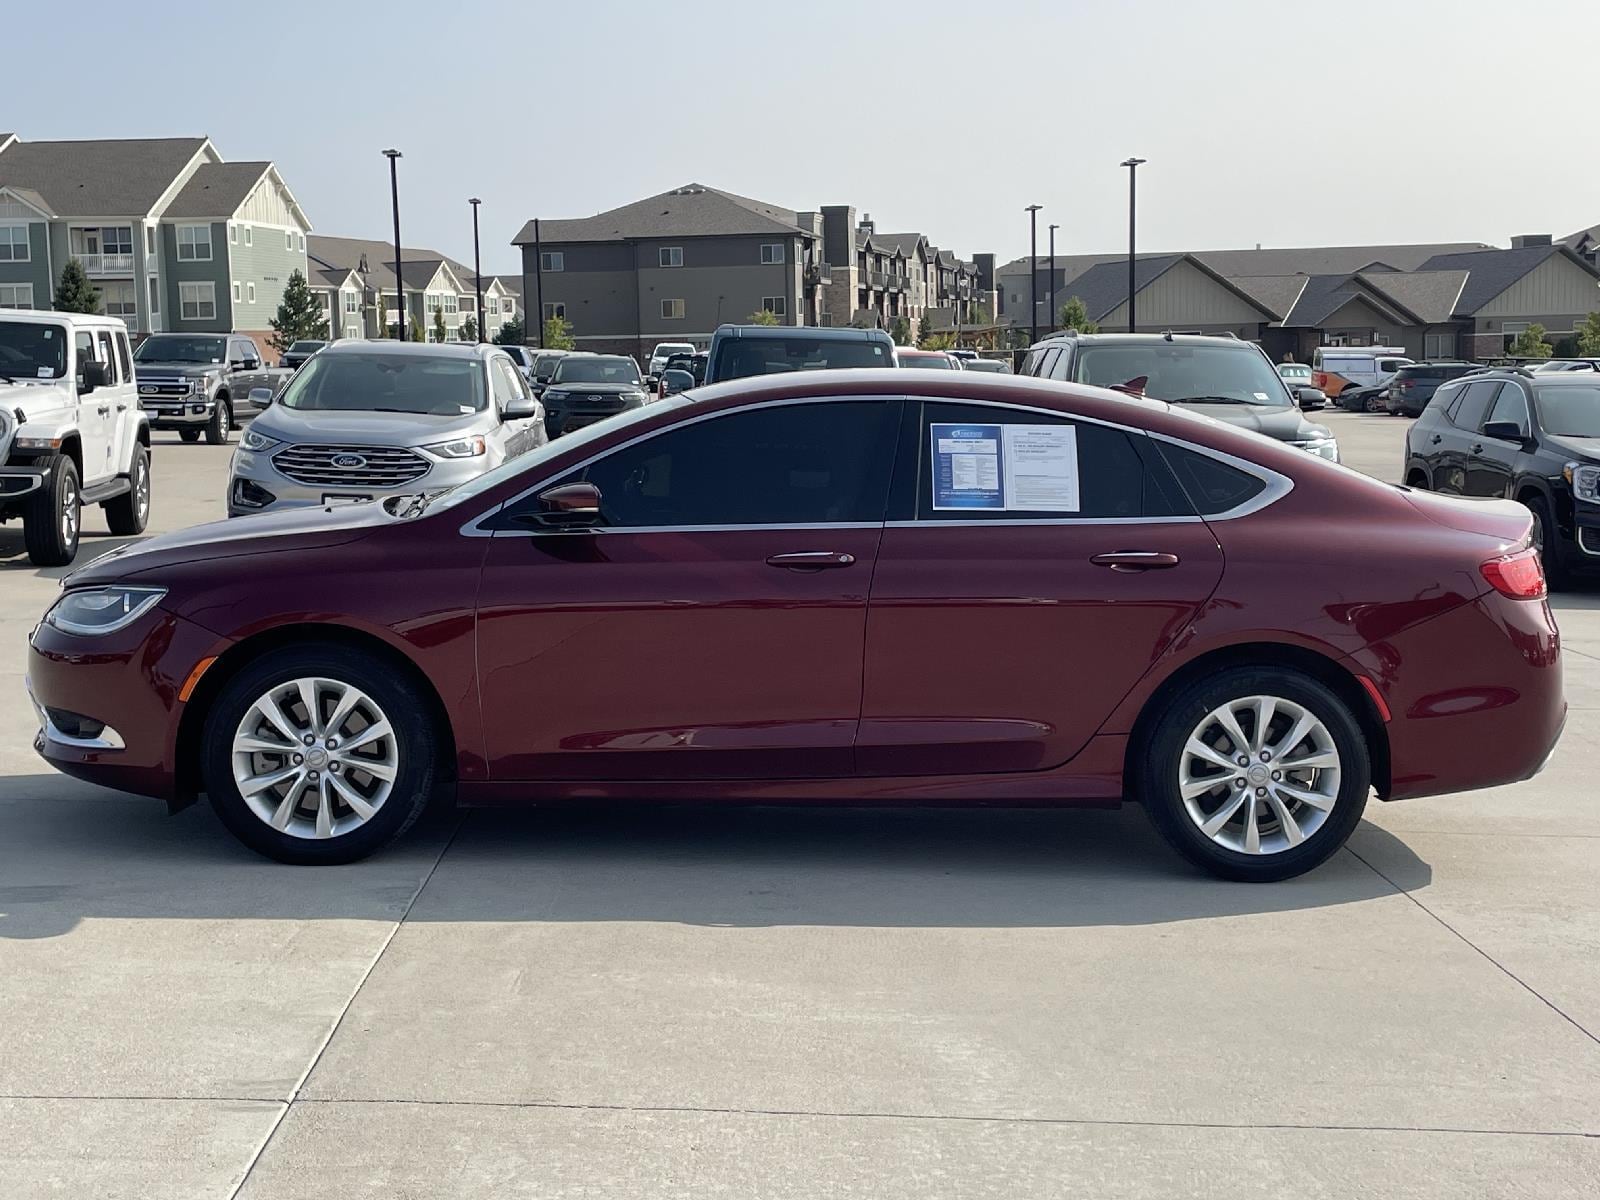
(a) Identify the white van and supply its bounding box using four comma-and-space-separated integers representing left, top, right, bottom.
1312, 347, 1412, 398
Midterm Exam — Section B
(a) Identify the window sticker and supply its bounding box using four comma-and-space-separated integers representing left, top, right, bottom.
930, 423, 1080, 512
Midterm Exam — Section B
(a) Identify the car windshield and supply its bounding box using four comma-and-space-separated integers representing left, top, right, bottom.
1537, 385, 1600, 436
0, 320, 69, 380
553, 356, 642, 385
276, 351, 488, 414
713, 336, 892, 380
427, 397, 696, 515
1075, 343, 1293, 405
288, 341, 326, 353
654, 345, 693, 358
134, 335, 227, 364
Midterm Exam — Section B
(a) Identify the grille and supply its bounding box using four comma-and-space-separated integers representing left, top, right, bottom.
1579, 527, 1600, 557
271, 443, 431, 488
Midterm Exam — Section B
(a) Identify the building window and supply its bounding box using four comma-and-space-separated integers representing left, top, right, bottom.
0, 223, 28, 261
145, 226, 156, 256
298, 234, 305, 251
486, 298, 498, 316
543, 302, 565, 320
230, 225, 238, 245
247, 282, 256, 304
148, 277, 160, 314
176, 224, 213, 261
504, 299, 514, 316
344, 324, 359, 340
101, 281, 137, 318
1501, 321, 1529, 353
232, 282, 242, 302
659, 246, 683, 267
179, 281, 216, 321
661, 298, 685, 320
762, 296, 787, 316
0, 282, 34, 309
444, 293, 458, 315
1424, 331, 1454, 358
343, 289, 358, 314
460, 295, 476, 313
244, 225, 253, 247
284, 230, 292, 251
540, 251, 563, 272
761, 243, 785, 264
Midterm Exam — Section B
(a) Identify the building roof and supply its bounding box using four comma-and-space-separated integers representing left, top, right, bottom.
163, 161, 271, 218
1359, 269, 1469, 324
1228, 275, 1309, 320
514, 182, 806, 245
998, 240, 1492, 281
0, 136, 210, 217
1278, 274, 1419, 328
1417, 245, 1600, 314
0, 184, 56, 218
872, 232, 928, 257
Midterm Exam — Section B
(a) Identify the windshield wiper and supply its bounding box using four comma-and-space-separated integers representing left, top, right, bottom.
1171, 395, 1259, 405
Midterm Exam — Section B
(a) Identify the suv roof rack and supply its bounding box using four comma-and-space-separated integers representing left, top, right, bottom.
1161, 329, 1237, 340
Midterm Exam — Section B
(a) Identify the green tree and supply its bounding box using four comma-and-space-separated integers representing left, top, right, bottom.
968, 304, 991, 327
916, 313, 933, 346
460, 315, 478, 343
267, 269, 330, 353
889, 316, 912, 345
1058, 296, 1099, 334
922, 332, 956, 351
432, 306, 447, 344
1577, 312, 1600, 356
493, 315, 525, 345
53, 259, 101, 314
541, 315, 576, 350
1508, 323, 1553, 359
748, 308, 780, 326
408, 314, 425, 344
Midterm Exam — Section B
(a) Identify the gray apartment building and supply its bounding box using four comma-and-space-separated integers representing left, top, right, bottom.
0, 133, 311, 353
513, 184, 990, 358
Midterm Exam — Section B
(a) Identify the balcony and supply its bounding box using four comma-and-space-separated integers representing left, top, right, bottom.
804, 261, 833, 286
867, 270, 887, 288
77, 253, 135, 276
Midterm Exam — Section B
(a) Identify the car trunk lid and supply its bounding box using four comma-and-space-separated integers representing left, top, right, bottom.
1401, 488, 1532, 549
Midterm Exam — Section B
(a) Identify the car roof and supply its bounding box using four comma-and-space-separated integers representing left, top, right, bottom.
716, 324, 891, 341
320, 339, 500, 360
1, 309, 126, 330
1029, 331, 1259, 351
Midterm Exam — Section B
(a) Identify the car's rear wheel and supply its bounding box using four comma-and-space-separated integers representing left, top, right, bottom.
1364, 392, 1385, 413
104, 444, 151, 535
1137, 666, 1370, 881
202, 645, 438, 864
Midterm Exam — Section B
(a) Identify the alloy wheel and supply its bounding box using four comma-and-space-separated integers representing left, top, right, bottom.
1177, 695, 1341, 855
61, 476, 79, 546
231, 677, 399, 840
134, 457, 150, 523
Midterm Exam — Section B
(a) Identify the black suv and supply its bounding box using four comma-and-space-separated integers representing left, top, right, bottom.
1404, 368, 1600, 585
1385, 361, 1478, 417
1019, 332, 1338, 461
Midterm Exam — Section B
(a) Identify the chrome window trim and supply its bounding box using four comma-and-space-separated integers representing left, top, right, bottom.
1144, 431, 1294, 521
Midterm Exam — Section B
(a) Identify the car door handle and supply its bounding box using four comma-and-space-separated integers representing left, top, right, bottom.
1430, 434, 1442, 444
1471, 443, 1483, 454
96, 405, 110, 415
766, 551, 857, 570
1091, 551, 1181, 572
115, 403, 128, 412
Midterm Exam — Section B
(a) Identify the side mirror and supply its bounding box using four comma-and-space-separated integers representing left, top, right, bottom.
243, 357, 260, 371
1482, 420, 1528, 443
659, 368, 695, 396
248, 386, 276, 409
78, 361, 108, 394
1295, 385, 1326, 407
517, 482, 602, 529
503, 394, 539, 420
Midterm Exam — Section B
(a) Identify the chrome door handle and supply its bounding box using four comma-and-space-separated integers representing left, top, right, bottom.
766, 551, 857, 570
1090, 551, 1181, 572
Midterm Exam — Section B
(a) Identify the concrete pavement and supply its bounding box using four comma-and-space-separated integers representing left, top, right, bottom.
2, 412, 1597, 1198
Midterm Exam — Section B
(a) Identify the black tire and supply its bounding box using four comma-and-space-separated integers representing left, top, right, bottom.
1136, 666, 1371, 882
179, 429, 201, 443
202, 644, 439, 865
1364, 392, 1385, 413
22, 454, 81, 567
1526, 493, 1572, 591
104, 444, 151, 536
205, 397, 232, 445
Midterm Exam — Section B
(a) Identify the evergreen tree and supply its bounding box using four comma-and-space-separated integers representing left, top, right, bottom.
1577, 312, 1600, 357
493, 315, 526, 345
1058, 296, 1099, 334
1507, 323, 1553, 359
54, 259, 101, 314
267, 269, 330, 352
432, 306, 447, 344
540, 315, 576, 350
889, 316, 912, 345
460, 315, 478, 342
916, 312, 932, 346
409, 314, 425, 343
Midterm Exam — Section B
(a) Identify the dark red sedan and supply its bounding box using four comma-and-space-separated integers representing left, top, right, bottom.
27, 370, 1564, 880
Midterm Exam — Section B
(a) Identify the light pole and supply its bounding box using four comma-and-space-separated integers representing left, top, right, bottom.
1048, 223, 1058, 332
1120, 157, 1146, 333
468, 197, 485, 344
383, 149, 404, 340
1025, 204, 1042, 346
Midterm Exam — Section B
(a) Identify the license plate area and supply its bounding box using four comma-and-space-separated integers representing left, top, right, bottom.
321, 493, 372, 506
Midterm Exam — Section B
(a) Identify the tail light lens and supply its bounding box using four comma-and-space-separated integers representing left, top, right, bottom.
1481, 548, 1547, 599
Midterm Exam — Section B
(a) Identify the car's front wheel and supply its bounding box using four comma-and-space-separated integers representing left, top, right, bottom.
205, 399, 232, 445
1136, 666, 1371, 881
202, 645, 439, 864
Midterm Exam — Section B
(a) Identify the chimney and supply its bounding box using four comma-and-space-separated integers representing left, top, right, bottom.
859, 213, 874, 235
358, 252, 369, 273
1510, 233, 1553, 248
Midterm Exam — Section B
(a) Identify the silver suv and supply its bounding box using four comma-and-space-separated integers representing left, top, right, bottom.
227, 341, 546, 516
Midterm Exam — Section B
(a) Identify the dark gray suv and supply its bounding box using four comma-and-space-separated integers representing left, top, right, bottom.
1019, 332, 1339, 461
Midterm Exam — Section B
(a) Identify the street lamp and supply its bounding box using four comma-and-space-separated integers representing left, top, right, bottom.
1025, 204, 1042, 346
1048, 223, 1059, 333
468, 197, 485, 344
383, 149, 404, 340
1120, 157, 1146, 333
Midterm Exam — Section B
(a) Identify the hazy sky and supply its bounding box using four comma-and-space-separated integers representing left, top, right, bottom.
9, 0, 1598, 270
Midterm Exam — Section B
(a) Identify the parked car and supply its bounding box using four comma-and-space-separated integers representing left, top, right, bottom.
1404, 368, 1600, 586
1277, 363, 1314, 387
1311, 347, 1411, 400
1385, 362, 1479, 416
647, 341, 697, 379
703, 324, 895, 384
655, 352, 706, 398
1020, 332, 1339, 460
540, 354, 651, 437
529, 349, 572, 396
0, 311, 152, 565
1337, 384, 1390, 413
28, 369, 1562, 880
279, 340, 327, 371
1529, 358, 1600, 374
226, 341, 545, 516
895, 348, 961, 369
948, 349, 980, 363
132, 333, 258, 444
963, 358, 1012, 374
499, 345, 540, 382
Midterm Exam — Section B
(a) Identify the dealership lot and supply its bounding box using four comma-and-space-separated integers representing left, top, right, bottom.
2, 412, 1598, 1197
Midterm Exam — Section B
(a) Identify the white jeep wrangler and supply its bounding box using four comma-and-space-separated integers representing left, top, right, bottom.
0, 311, 152, 565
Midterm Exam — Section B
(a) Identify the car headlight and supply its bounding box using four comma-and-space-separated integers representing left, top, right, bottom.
620, 390, 647, 402
44, 586, 166, 636
239, 427, 279, 452
542, 389, 568, 402
1565, 462, 1600, 503
1292, 437, 1340, 463
423, 435, 487, 459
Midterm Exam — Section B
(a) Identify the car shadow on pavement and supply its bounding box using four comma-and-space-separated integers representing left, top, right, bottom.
0, 775, 1430, 938
0, 532, 147, 576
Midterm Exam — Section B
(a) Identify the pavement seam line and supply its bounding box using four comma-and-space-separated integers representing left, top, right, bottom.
223, 812, 467, 1200
1346, 843, 1600, 1051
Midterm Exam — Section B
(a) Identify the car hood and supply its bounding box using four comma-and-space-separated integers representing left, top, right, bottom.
253, 406, 484, 445
65, 503, 389, 585
545, 382, 643, 395
1540, 433, 1600, 463
1175, 401, 1329, 442
133, 361, 224, 377
2, 380, 76, 421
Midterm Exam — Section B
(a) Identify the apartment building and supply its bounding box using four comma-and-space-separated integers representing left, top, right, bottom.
822, 211, 991, 333
0, 133, 310, 351
306, 235, 519, 342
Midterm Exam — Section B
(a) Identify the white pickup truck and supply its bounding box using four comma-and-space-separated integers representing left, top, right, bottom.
0, 311, 152, 565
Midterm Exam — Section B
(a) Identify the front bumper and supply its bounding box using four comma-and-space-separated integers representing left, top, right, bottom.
140, 394, 215, 427
226, 445, 489, 516
0, 464, 48, 503
543, 395, 644, 437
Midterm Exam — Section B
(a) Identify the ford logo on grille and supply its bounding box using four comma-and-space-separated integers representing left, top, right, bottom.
330, 454, 368, 470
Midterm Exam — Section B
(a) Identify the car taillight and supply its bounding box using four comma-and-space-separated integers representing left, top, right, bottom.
1481, 548, 1547, 600
1399, 379, 1415, 389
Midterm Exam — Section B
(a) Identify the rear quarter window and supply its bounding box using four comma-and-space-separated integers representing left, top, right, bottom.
1156, 443, 1266, 515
